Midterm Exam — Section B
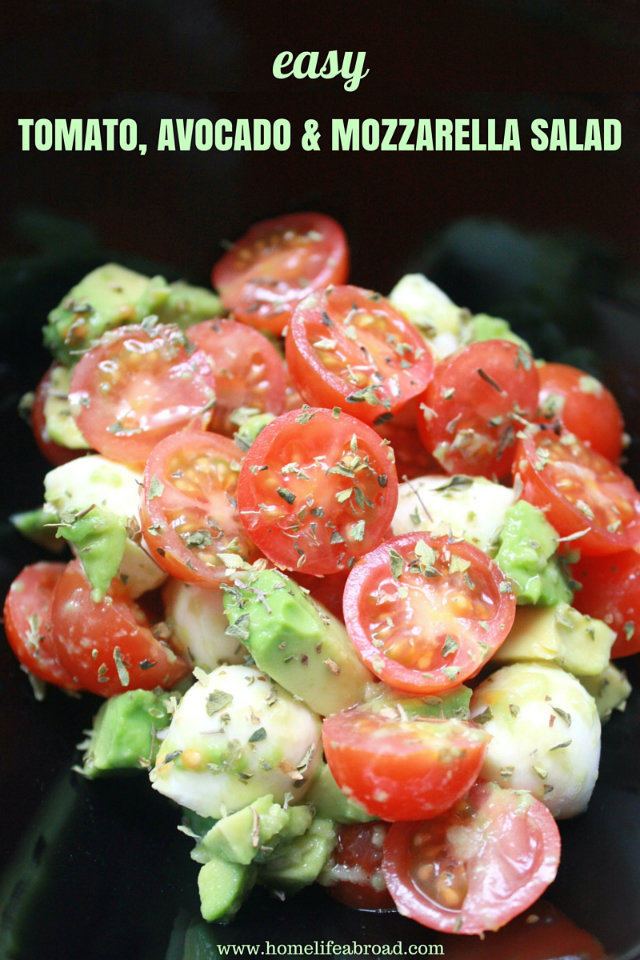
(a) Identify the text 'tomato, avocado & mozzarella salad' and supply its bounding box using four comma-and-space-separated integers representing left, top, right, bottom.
4, 211, 639, 937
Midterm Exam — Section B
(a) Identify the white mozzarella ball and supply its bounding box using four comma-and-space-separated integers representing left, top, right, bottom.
470, 662, 601, 819
163, 579, 247, 670
150, 664, 322, 819
392, 474, 516, 554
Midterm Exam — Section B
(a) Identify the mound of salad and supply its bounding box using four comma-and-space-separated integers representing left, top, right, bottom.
5, 211, 639, 937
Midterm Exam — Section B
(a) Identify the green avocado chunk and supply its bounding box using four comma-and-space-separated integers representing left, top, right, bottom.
468, 313, 532, 352
43, 263, 222, 365
78, 688, 174, 778
222, 568, 372, 716
305, 763, 375, 824
55, 505, 127, 601
494, 500, 573, 605
258, 817, 337, 894
198, 856, 257, 923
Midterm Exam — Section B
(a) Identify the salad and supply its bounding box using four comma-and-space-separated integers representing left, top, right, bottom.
4, 211, 639, 941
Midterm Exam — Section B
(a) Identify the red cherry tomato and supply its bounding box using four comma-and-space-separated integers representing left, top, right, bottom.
186, 318, 287, 436
285, 285, 434, 426
237, 407, 398, 576
3, 562, 75, 689
374, 416, 445, 481
382, 780, 561, 935
140, 430, 257, 586
212, 212, 349, 336
322, 706, 490, 822
31, 363, 87, 466
513, 427, 640, 556
342, 532, 516, 695
571, 549, 640, 657
537, 361, 625, 462
69, 323, 217, 466
290, 568, 349, 621
417, 339, 539, 479
323, 822, 395, 911
50, 559, 189, 697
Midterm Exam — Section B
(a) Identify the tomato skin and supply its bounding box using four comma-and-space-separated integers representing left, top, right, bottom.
50, 559, 189, 697
285, 285, 434, 426
417, 339, 539, 479
342, 532, 516, 695
382, 780, 561, 935
537, 361, 625, 462
185, 318, 287, 436
513, 428, 640, 556
212, 212, 349, 336
3, 562, 75, 689
140, 430, 257, 587
323, 822, 395, 911
290, 569, 349, 621
571, 550, 640, 657
322, 707, 490, 822
69, 323, 217, 466
237, 407, 398, 576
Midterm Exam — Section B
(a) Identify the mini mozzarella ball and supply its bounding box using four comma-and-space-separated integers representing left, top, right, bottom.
392, 474, 516, 555
43, 453, 166, 596
470, 662, 601, 819
150, 664, 322, 819
388, 274, 467, 352
163, 579, 247, 670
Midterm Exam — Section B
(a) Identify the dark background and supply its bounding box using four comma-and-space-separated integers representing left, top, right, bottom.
1, 3, 640, 959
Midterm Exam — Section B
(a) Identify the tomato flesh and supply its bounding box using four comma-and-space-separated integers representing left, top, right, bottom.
382, 780, 561, 935
212, 212, 349, 336
285, 285, 434, 426
571, 549, 640, 657
537, 361, 625, 463
69, 323, 217, 466
50, 559, 189, 697
323, 822, 395, 911
417, 339, 539, 479
186, 318, 287, 436
237, 407, 398, 575
322, 707, 490, 822
343, 532, 516, 694
140, 430, 257, 586
3, 562, 75, 689
513, 427, 640, 555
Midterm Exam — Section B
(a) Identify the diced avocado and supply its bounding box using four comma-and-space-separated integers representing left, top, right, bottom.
364, 683, 473, 721
10, 506, 65, 553
493, 602, 616, 676
41, 363, 90, 450
258, 817, 336, 894
222, 569, 373, 716
197, 856, 257, 923
233, 412, 276, 452
305, 763, 375, 824
579, 663, 632, 721
468, 313, 532, 352
55, 505, 127, 601
494, 500, 573, 605
154, 280, 222, 329
195, 795, 291, 866
78, 689, 174, 778
44, 264, 168, 364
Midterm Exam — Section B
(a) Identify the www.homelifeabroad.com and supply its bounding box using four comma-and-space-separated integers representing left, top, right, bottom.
216, 941, 445, 957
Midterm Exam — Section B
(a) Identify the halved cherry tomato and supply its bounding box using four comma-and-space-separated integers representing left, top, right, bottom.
69, 323, 217, 466
513, 427, 640, 556
417, 339, 539, 479
3, 562, 74, 689
31, 363, 88, 466
571, 549, 640, 657
140, 430, 257, 586
290, 568, 349, 621
374, 416, 445, 481
537, 361, 625, 463
322, 706, 490, 822
212, 212, 349, 336
285, 285, 434, 426
322, 822, 395, 911
237, 407, 398, 575
342, 532, 516, 695
49, 559, 189, 697
382, 780, 561, 935
186, 318, 287, 436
